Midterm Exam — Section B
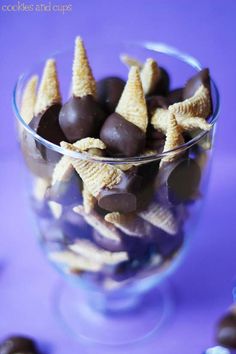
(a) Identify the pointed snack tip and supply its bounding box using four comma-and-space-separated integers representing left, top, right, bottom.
34, 59, 61, 116
141, 58, 160, 95
161, 113, 184, 164
20, 75, 38, 124
120, 54, 142, 69
116, 66, 148, 132
177, 116, 211, 132
72, 36, 96, 98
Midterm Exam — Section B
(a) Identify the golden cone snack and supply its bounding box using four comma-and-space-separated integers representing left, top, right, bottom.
141, 58, 159, 95
70, 239, 128, 265
161, 113, 184, 164
20, 75, 38, 124
72, 37, 96, 98
139, 202, 178, 235
169, 84, 211, 118
34, 59, 61, 116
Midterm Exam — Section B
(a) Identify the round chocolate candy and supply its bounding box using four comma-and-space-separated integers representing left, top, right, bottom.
59, 95, 106, 143
96, 77, 125, 114
216, 312, 236, 349
100, 112, 146, 157
0, 335, 37, 354
98, 170, 142, 213
183, 68, 210, 99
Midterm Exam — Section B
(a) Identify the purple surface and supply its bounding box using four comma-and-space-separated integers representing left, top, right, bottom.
0, 0, 236, 353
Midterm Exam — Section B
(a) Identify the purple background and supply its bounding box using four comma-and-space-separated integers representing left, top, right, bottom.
0, 0, 236, 353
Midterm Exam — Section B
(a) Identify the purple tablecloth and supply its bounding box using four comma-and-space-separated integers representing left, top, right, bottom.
0, 1, 236, 353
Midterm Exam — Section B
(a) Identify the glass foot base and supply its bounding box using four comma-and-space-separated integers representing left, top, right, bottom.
52, 280, 173, 345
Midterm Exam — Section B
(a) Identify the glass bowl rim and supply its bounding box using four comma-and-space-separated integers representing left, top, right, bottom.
12, 40, 220, 164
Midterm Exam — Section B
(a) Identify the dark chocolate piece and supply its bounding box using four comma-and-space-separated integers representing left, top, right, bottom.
216, 312, 236, 349
152, 67, 170, 96
157, 158, 201, 205
100, 112, 146, 157
98, 169, 142, 213
96, 77, 125, 114
146, 95, 169, 117
59, 95, 106, 143
183, 68, 210, 100
146, 125, 166, 151
167, 88, 183, 105
28, 104, 65, 163
30, 104, 66, 145
167, 159, 201, 205
0, 335, 37, 354
46, 171, 83, 206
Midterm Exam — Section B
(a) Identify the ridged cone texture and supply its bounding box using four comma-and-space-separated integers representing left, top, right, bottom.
70, 239, 128, 265
161, 113, 184, 163
34, 59, 61, 115
49, 250, 102, 272
139, 202, 178, 235
116, 66, 148, 132
169, 85, 211, 118
141, 58, 160, 95
20, 75, 38, 124
71, 159, 122, 198
72, 37, 96, 97
82, 186, 96, 213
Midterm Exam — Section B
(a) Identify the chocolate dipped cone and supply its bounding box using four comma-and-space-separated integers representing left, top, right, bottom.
105, 212, 151, 237
20, 75, 38, 124
100, 67, 147, 157
116, 66, 148, 132
59, 37, 106, 143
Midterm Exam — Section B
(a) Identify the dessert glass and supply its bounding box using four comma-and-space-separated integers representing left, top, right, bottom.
13, 41, 219, 344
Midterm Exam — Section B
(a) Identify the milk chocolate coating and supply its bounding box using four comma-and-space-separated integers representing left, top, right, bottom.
216, 312, 236, 349
59, 95, 106, 143
146, 125, 165, 151
151, 67, 170, 96
96, 77, 125, 114
183, 68, 210, 99
0, 335, 37, 354
98, 170, 142, 213
100, 112, 146, 157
